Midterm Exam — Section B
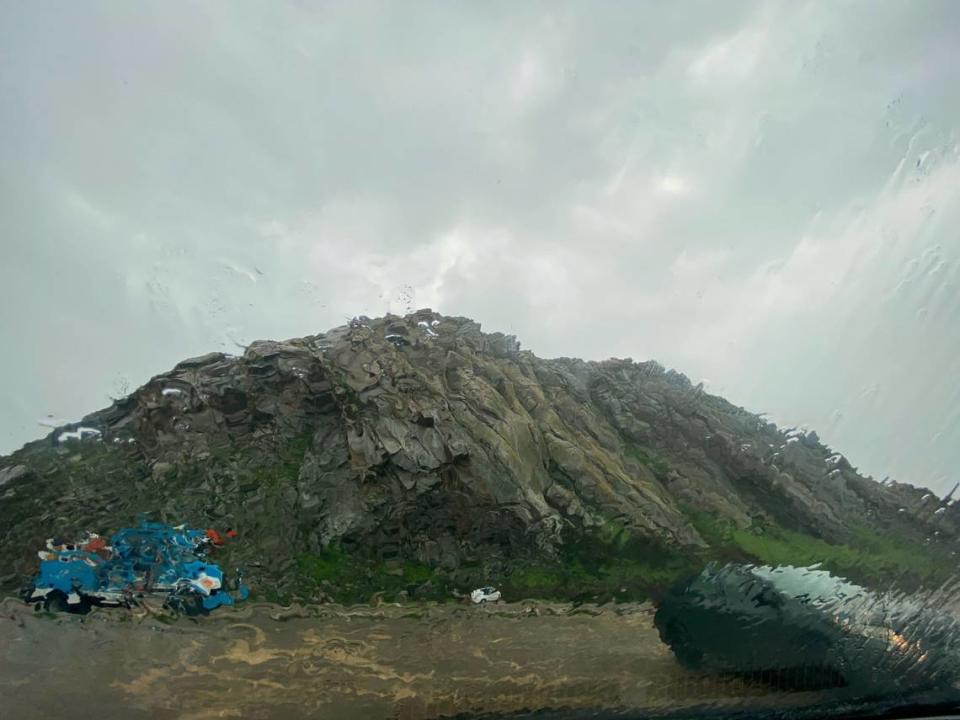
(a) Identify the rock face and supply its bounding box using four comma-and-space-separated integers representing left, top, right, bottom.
0, 311, 956, 597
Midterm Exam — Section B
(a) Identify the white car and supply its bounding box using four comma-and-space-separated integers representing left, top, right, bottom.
470, 586, 501, 604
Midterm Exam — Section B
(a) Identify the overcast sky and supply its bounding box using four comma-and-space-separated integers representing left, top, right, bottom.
3, 1, 960, 494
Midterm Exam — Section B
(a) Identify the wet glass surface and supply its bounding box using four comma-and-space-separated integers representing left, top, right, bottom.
3, 3, 960, 719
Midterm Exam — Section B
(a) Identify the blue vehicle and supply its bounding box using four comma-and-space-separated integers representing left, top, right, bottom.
22, 520, 249, 615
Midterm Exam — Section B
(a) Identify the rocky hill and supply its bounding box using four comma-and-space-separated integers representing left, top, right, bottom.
1, 311, 956, 602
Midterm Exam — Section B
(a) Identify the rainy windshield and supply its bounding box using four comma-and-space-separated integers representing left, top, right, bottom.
3, 3, 960, 719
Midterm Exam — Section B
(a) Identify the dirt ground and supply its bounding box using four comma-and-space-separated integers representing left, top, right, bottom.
0, 597, 830, 720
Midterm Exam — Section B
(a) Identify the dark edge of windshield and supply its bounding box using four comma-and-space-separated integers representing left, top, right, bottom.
446, 696, 960, 720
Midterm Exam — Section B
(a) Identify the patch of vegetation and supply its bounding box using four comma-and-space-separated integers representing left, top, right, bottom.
507, 565, 568, 590
681, 505, 953, 590
284, 517, 706, 606
503, 519, 700, 603
293, 546, 450, 604
594, 517, 631, 548
623, 444, 671, 479
232, 431, 312, 489
730, 524, 950, 588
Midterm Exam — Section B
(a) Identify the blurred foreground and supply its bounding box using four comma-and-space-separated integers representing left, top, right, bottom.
0, 597, 849, 720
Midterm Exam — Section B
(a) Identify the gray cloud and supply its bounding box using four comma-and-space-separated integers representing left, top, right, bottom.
2, 1, 960, 493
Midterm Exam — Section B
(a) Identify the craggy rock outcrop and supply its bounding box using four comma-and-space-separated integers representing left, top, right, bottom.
0, 311, 956, 596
